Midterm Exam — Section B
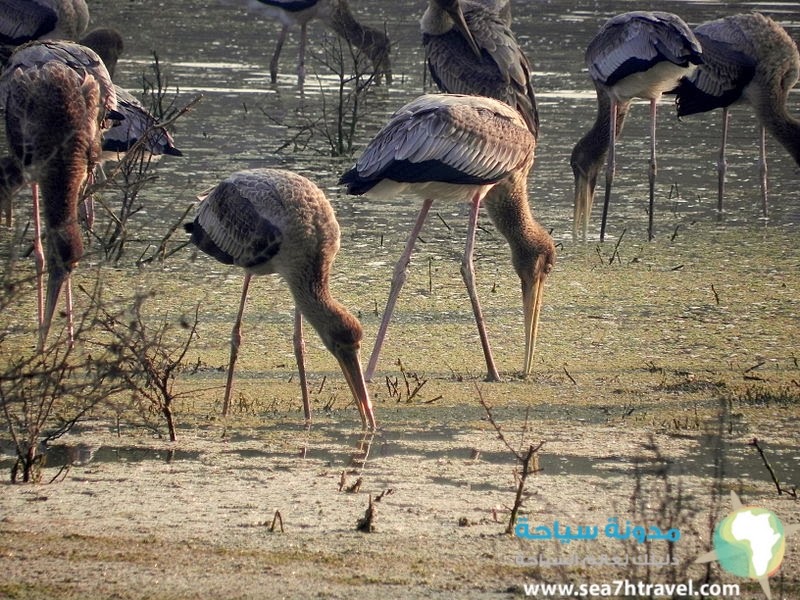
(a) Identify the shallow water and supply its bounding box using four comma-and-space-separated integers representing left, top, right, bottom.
86, 0, 800, 248
3, 5, 800, 598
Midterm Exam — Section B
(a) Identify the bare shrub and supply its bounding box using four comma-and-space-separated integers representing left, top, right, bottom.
0, 282, 129, 482
94, 291, 200, 442
268, 33, 384, 158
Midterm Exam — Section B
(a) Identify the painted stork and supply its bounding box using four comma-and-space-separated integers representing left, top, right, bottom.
570, 11, 702, 241
340, 93, 554, 382
184, 168, 376, 429
421, 0, 537, 136
0, 40, 117, 349
675, 13, 800, 215
0, 0, 89, 45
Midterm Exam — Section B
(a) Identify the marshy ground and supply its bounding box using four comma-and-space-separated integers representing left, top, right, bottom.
1, 221, 799, 599
1, 0, 799, 597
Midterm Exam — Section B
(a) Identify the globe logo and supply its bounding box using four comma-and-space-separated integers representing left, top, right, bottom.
713, 507, 785, 579
696, 491, 799, 600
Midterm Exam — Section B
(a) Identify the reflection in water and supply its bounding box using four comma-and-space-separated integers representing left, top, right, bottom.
0, 444, 202, 467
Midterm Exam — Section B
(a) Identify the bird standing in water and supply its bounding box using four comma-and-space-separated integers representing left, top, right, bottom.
1, 40, 117, 349
341, 93, 554, 382
185, 168, 376, 430
570, 11, 702, 241
674, 12, 800, 215
225, 0, 391, 86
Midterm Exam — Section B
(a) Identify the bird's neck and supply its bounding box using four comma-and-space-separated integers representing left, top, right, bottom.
321, 0, 389, 73
288, 259, 349, 339
40, 171, 85, 277
323, 0, 362, 34
39, 154, 90, 223
483, 171, 548, 275
323, 1, 370, 44
757, 102, 800, 167
571, 87, 631, 191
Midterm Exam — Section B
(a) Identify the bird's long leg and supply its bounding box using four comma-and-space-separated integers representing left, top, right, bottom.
758, 125, 768, 217
64, 277, 74, 349
717, 108, 730, 214
293, 306, 312, 424
647, 97, 658, 241
32, 184, 46, 351
297, 22, 308, 86
0, 202, 9, 227
599, 99, 618, 242
461, 194, 500, 382
365, 198, 433, 382
222, 273, 252, 417
270, 25, 289, 83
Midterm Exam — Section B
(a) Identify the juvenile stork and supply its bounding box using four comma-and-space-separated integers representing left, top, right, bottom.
340, 94, 555, 382
674, 13, 800, 214
570, 11, 702, 241
1, 40, 117, 349
421, 0, 538, 136
0, 83, 178, 230
78, 27, 124, 79
228, 0, 391, 86
185, 168, 376, 430
0, 0, 89, 45
324, 0, 391, 84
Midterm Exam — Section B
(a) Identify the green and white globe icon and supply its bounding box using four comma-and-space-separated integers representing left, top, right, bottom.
696, 491, 800, 600
712, 506, 785, 579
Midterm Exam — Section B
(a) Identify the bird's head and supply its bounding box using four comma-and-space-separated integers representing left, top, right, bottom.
319, 311, 363, 357
79, 27, 124, 80
40, 225, 83, 350
433, 0, 482, 59
570, 138, 600, 241
317, 310, 376, 430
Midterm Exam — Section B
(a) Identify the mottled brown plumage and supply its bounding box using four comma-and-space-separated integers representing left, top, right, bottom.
1, 40, 114, 349
79, 27, 124, 79
0, 0, 89, 45
675, 13, 800, 213
185, 168, 376, 429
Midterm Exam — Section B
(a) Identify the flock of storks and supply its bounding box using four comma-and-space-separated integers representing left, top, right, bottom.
1, 0, 798, 430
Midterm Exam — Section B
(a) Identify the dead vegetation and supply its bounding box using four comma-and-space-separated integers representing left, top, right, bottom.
0, 56, 201, 481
